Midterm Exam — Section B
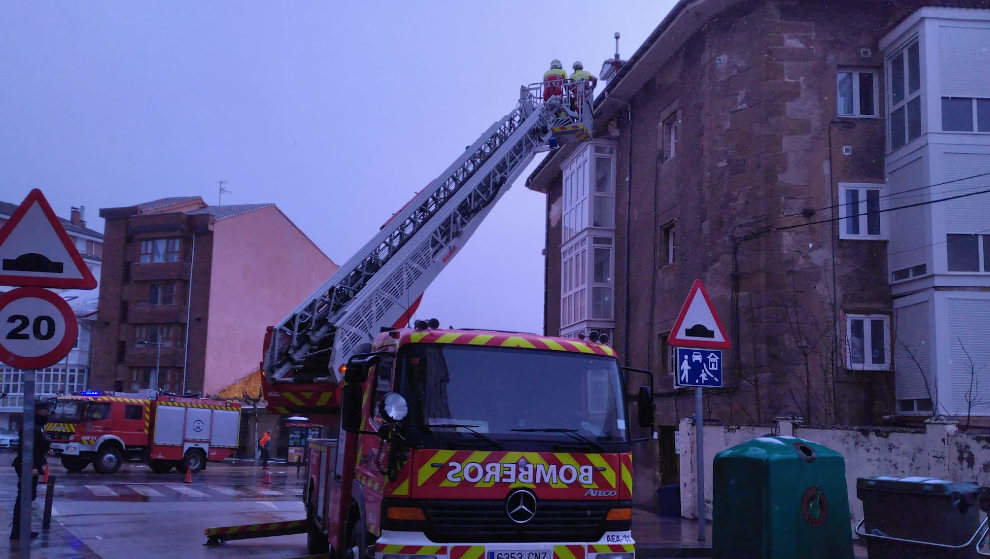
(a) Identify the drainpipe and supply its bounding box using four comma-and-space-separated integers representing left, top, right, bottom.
182, 233, 196, 395
623, 104, 633, 366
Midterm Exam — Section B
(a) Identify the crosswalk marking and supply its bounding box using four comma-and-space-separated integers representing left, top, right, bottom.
85, 485, 118, 497
128, 485, 164, 497
257, 490, 283, 496
212, 487, 242, 496
165, 484, 208, 497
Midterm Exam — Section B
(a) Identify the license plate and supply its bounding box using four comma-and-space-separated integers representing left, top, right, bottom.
488, 551, 550, 559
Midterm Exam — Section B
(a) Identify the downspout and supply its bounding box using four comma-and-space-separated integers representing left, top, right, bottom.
624, 104, 633, 367
182, 232, 196, 395
544, 191, 551, 335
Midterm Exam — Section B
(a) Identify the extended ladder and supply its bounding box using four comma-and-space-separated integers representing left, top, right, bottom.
264, 82, 593, 386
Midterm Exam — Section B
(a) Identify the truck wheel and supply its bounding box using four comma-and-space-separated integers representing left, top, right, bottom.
61, 456, 88, 473
94, 444, 123, 474
149, 460, 172, 474
345, 512, 373, 559
307, 519, 329, 554
183, 449, 206, 472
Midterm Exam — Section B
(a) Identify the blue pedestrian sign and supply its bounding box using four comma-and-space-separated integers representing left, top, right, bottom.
675, 348, 723, 388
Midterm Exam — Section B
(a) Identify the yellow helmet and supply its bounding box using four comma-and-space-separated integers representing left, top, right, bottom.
573, 61, 583, 70
551, 59, 562, 69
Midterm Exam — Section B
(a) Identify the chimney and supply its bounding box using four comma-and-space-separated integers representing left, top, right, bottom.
79, 205, 86, 227
70, 206, 81, 226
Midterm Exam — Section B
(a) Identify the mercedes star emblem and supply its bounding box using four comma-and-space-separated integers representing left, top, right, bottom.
505, 489, 537, 524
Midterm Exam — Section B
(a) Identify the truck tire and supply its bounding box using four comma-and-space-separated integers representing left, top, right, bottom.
94, 444, 123, 474
149, 460, 172, 474
345, 511, 373, 559
183, 449, 206, 472
61, 455, 88, 473
307, 519, 329, 554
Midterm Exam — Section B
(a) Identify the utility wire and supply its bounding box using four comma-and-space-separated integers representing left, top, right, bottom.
776, 185, 990, 232
781, 170, 990, 218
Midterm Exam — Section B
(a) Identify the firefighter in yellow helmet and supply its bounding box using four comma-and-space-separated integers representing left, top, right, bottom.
543, 59, 567, 102
569, 60, 598, 109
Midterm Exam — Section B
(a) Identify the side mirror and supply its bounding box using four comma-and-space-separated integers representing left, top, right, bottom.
637, 386, 655, 429
341, 354, 378, 433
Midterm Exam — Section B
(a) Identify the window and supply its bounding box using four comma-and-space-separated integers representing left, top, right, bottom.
946, 234, 990, 272
135, 324, 184, 348
660, 223, 676, 265
837, 69, 877, 117
888, 41, 922, 150
898, 398, 933, 415
139, 238, 182, 263
560, 238, 588, 327
661, 112, 679, 160
658, 333, 674, 377
592, 155, 614, 227
124, 405, 143, 420
149, 282, 176, 305
86, 403, 110, 421
838, 183, 886, 239
84, 239, 102, 259
591, 236, 613, 320
130, 368, 151, 391
941, 98, 990, 132
846, 314, 890, 371
891, 263, 927, 282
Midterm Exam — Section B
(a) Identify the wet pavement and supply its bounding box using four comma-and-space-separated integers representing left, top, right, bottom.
1, 452, 867, 558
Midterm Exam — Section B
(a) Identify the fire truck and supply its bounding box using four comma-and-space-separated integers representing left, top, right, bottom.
45, 391, 242, 474
233, 80, 656, 556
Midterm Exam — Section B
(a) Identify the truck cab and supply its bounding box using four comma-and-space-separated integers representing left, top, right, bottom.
47, 392, 151, 473
304, 327, 653, 559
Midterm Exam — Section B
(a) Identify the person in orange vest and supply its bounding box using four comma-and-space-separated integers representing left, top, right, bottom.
258, 430, 271, 467
569, 61, 598, 110
543, 59, 567, 102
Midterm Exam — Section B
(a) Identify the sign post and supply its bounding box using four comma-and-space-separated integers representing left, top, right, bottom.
0, 189, 96, 552
667, 279, 732, 543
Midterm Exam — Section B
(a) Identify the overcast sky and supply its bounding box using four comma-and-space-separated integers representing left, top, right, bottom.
0, 1, 676, 334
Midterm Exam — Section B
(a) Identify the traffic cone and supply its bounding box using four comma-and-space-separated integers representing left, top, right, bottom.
184, 467, 192, 484
263, 468, 271, 485
42, 464, 50, 483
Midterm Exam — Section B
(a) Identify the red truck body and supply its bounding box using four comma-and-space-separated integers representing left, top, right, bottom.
45, 392, 241, 474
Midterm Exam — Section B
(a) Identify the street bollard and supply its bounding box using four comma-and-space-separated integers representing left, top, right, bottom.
43, 474, 56, 529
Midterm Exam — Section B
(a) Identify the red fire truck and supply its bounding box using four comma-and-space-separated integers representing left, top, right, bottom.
299, 326, 654, 558
45, 392, 242, 474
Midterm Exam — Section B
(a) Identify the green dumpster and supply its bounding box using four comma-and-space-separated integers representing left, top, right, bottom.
712, 436, 853, 559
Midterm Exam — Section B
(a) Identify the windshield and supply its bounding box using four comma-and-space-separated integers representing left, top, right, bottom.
397, 344, 628, 451
51, 400, 85, 422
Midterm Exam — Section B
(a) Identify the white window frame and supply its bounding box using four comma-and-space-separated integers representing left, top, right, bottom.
845, 314, 891, 371
836, 68, 879, 118
838, 182, 887, 240
660, 222, 676, 265
941, 97, 990, 133
590, 235, 614, 320
945, 233, 990, 273
560, 237, 588, 328
659, 103, 680, 161
887, 38, 922, 151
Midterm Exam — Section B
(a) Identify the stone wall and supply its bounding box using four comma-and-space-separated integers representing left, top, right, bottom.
677, 418, 990, 529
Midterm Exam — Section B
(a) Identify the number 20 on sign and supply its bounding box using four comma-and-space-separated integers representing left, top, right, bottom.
0, 287, 78, 369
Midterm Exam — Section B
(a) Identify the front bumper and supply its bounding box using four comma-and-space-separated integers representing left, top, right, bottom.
50, 442, 85, 456
374, 531, 635, 559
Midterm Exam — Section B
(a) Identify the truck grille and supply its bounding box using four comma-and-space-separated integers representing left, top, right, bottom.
423, 500, 611, 543
46, 432, 71, 442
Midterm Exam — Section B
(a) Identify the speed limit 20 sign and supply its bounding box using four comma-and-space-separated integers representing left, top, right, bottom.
0, 287, 78, 369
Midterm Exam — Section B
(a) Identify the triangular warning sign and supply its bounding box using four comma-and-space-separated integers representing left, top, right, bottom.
667, 279, 732, 349
0, 189, 97, 289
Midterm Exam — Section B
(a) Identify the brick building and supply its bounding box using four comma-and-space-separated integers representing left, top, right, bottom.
526, 1, 990, 502
92, 197, 337, 397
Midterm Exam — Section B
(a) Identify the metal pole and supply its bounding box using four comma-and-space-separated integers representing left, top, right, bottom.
182, 234, 196, 395
43, 475, 55, 529
18, 370, 35, 553
154, 338, 161, 390
695, 386, 705, 543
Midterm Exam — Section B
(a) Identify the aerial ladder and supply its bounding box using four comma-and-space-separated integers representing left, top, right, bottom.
261, 81, 593, 413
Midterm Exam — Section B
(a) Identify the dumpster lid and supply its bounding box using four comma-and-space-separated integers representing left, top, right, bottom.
857, 476, 980, 498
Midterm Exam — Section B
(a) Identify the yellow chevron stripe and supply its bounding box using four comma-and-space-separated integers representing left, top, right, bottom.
570, 341, 594, 354
474, 451, 523, 488
621, 545, 634, 552
587, 454, 615, 488
554, 546, 578, 559
591, 545, 610, 553
418, 450, 455, 486
420, 547, 444, 554
283, 392, 304, 407
462, 547, 484, 559
316, 391, 333, 406
393, 478, 409, 496
383, 545, 404, 553
599, 345, 615, 356
468, 334, 493, 345
410, 332, 428, 343
435, 333, 462, 344
440, 450, 491, 487
523, 452, 566, 489
501, 336, 535, 349
621, 461, 632, 494
554, 453, 594, 488
539, 338, 566, 351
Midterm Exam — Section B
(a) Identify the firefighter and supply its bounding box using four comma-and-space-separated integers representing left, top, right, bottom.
258, 430, 271, 467
569, 61, 598, 109
10, 404, 50, 540
543, 59, 567, 102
